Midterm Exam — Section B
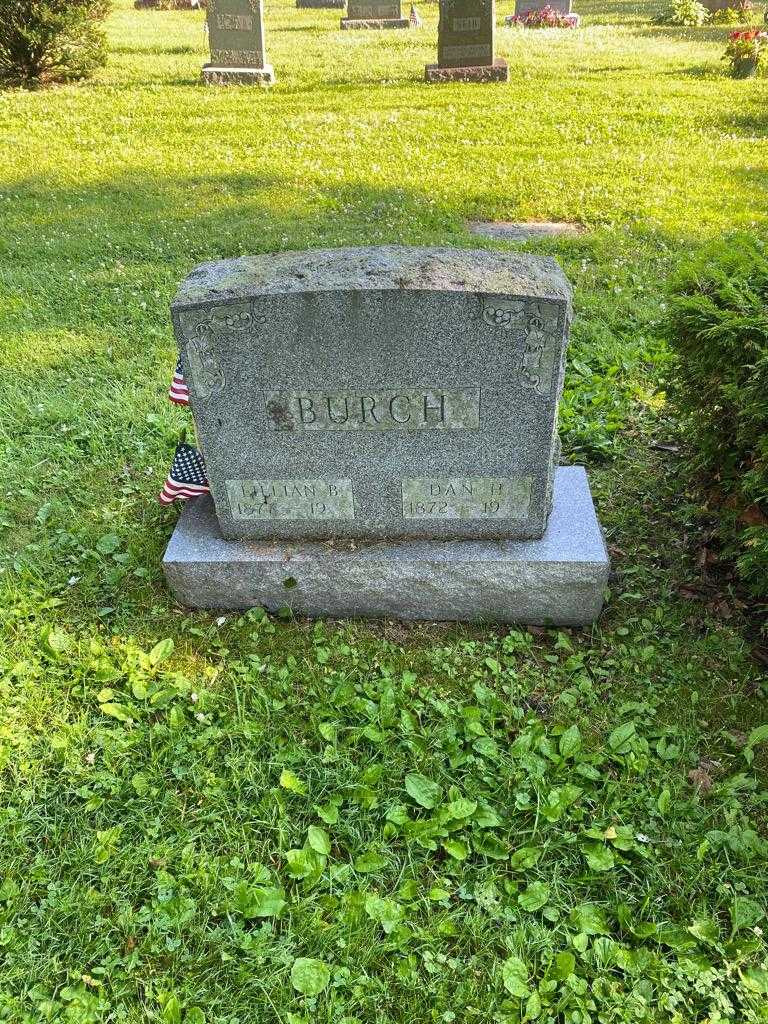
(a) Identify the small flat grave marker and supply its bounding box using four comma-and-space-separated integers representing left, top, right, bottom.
468, 221, 586, 242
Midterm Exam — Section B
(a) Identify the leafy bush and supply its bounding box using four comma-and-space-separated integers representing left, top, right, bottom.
656, 0, 709, 25
0, 0, 111, 88
711, 6, 747, 24
664, 234, 768, 594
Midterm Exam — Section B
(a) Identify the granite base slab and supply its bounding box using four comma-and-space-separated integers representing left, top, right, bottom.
426, 59, 508, 83
202, 64, 275, 85
163, 466, 609, 625
340, 16, 410, 27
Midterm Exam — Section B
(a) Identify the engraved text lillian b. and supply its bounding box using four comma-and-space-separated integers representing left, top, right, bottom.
226, 478, 355, 521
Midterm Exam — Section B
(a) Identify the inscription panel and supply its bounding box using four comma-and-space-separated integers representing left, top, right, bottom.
227, 479, 354, 520
209, 48, 263, 66
264, 389, 481, 432
442, 44, 492, 60
216, 12, 253, 29
347, 1, 402, 17
402, 477, 533, 520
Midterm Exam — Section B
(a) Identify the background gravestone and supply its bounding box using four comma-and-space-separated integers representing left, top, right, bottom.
164, 246, 609, 623
135, 1, 207, 8
426, 0, 508, 83
514, 0, 571, 15
202, 0, 275, 85
341, 0, 409, 29
297, 0, 345, 8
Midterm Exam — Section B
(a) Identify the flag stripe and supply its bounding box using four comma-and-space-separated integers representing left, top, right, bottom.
158, 441, 210, 504
168, 358, 190, 405
159, 485, 208, 505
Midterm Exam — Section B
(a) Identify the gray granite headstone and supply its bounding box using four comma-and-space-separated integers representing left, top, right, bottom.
514, 0, 572, 15
164, 246, 609, 622
202, 0, 275, 84
341, 0, 409, 28
426, 0, 507, 82
170, 246, 572, 544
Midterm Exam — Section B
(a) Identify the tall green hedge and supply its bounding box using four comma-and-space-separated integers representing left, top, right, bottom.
665, 234, 768, 595
0, 0, 111, 88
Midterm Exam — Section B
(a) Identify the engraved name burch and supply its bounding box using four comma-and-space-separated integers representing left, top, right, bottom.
216, 13, 254, 31
264, 389, 481, 431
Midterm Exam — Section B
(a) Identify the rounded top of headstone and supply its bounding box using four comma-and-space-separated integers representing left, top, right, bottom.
172, 246, 572, 312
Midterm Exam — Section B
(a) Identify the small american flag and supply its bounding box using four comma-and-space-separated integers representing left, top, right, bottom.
409, 4, 422, 27
159, 442, 209, 505
168, 357, 190, 406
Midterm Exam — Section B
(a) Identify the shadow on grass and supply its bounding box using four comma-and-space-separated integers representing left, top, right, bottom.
667, 63, 722, 78
731, 165, 768, 199
103, 66, 423, 91
271, 22, 337, 31
111, 44, 202, 55
157, 76, 206, 85
574, 0, 667, 23
0, 171, 458, 338
0, 167, 762, 322
722, 109, 768, 136
629, 23, 760, 42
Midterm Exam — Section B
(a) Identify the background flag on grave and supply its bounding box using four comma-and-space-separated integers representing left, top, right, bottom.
159, 442, 209, 505
409, 4, 422, 27
168, 356, 190, 405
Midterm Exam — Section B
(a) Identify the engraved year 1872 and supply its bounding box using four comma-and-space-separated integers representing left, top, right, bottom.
402, 477, 533, 520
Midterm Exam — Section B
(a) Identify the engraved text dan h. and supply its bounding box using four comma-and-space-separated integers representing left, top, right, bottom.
264, 388, 480, 432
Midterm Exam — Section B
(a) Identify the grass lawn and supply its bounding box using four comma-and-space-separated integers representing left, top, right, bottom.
1, 1, 768, 1021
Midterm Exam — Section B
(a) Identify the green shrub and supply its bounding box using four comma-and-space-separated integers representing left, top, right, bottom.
711, 7, 746, 24
0, 0, 111, 88
656, 0, 709, 25
664, 234, 768, 594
